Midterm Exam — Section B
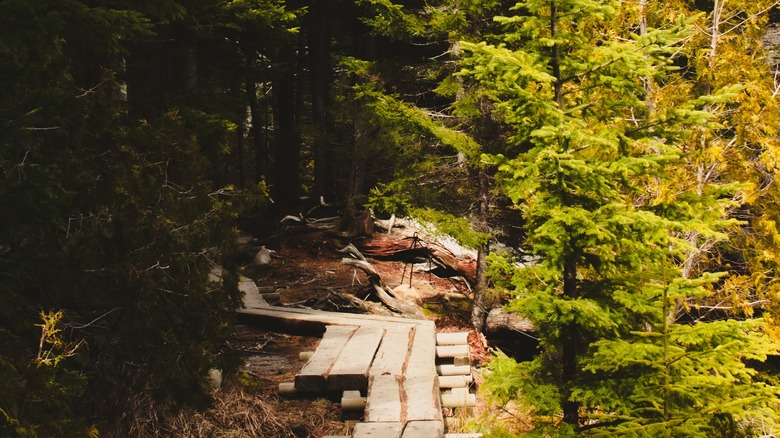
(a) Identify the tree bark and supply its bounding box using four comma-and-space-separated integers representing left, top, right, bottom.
562, 251, 580, 428
271, 44, 301, 207
485, 308, 535, 333
308, 1, 334, 200
245, 75, 269, 185
236, 110, 246, 189
471, 165, 490, 333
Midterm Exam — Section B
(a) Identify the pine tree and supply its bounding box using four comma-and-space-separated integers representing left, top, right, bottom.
458, 0, 780, 433
0, 0, 277, 434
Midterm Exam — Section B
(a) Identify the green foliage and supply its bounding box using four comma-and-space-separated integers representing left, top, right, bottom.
367, 182, 412, 217
410, 208, 491, 250
0, 0, 270, 434
457, 0, 780, 433
356, 0, 425, 38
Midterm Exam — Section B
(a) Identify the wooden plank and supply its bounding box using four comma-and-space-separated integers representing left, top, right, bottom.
236, 305, 431, 335
436, 364, 471, 376
405, 323, 437, 378
327, 326, 385, 390
436, 344, 469, 358
402, 421, 444, 438
239, 275, 269, 308
353, 422, 404, 438
441, 387, 476, 407
436, 332, 469, 345
453, 356, 470, 366
404, 375, 443, 422
438, 375, 471, 388
365, 375, 403, 422
370, 326, 413, 377
295, 325, 358, 392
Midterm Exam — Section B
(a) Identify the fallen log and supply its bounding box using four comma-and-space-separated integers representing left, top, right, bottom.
485, 308, 536, 334
357, 235, 476, 284
339, 244, 427, 319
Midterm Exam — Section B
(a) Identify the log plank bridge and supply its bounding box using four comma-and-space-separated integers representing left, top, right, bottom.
236, 282, 475, 438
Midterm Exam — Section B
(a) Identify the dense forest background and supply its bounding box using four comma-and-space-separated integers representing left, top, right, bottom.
3, 0, 780, 436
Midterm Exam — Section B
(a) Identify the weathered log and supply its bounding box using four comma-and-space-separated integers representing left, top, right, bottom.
485, 308, 536, 334
453, 356, 470, 366
341, 258, 426, 319
436, 332, 469, 346
357, 235, 476, 284
441, 389, 476, 408
438, 375, 471, 389
436, 364, 471, 376
278, 382, 297, 396
338, 244, 427, 319
436, 345, 469, 359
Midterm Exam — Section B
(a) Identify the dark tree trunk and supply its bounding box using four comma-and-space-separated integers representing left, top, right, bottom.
245, 81, 269, 184
471, 165, 490, 333
308, 1, 333, 200
562, 252, 580, 428
562, 333, 580, 427
236, 114, 246, 189
350, 120, 368, 201
271, 44, 301, 207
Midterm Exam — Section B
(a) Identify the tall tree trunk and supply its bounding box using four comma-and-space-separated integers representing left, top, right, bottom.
551, 1, 580, 427
550, 2, 563, 108
245, 80, 269, 184
236, 112, 246, 189
471, 165, 490, 333
350, 118, 368, 202
271, 44, 301, 207
309, 1, 333, 200
562, 253, 580, 428
345, 31, 377, 204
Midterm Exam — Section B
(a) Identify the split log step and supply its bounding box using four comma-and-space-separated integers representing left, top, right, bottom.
327, 326, 385, 390
295, 325, 357, 392
406, 324, 437, 378
365, 375, 403, 422
404, 375, 443, 422
353, 422, 404, 438
369, 326, 413, 377
402, 421, 445, 438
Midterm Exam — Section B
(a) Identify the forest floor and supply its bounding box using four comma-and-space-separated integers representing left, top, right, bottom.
167, 213, 499, 437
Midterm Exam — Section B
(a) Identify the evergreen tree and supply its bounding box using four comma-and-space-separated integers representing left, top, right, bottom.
0, 0, 283, 434
458, 0, 779, 433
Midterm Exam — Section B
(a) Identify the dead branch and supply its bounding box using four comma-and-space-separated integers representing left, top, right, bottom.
341, 258, 426, 319
338, 244, 427, 319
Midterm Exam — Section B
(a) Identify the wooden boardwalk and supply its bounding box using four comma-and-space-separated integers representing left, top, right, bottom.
233, 264, 480, 438
239, 304, 445, 438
